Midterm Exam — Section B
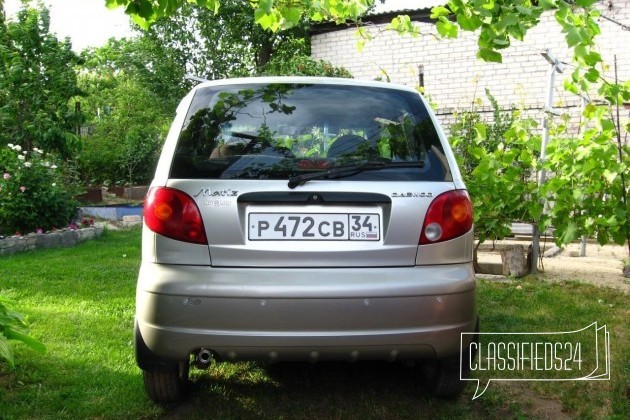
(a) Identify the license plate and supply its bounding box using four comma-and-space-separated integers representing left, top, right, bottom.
248, 213, 380, 241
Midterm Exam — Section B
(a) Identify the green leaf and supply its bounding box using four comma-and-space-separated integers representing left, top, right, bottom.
493, 14, 519, 32
436, 18, 459, 38
560, 222, 579, 244
576, 0, 598, 6
473, 123, 487, 140
477, 47, 502, 63
584, 67, 600, 82
563, 78, 579, 95
602, 169, 617, 184
564, 27, 582, 47
492, 37, 510, 47
430, 6, 451, 19
0, 335, 14, 367
258, 0, 274, 14
255, 9, 277, 31
457, 14, 482, 31
282, 8, 302, 27
125, 0, 154, 19
105, 0, 123, 10
539, 0, 557, 10
4, 329, 46, 354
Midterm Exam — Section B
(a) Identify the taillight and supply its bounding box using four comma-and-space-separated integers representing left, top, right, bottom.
419, 190, 473, 244
144, 187, 208, 245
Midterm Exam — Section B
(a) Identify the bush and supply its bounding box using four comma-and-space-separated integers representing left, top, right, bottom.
449, 92, 542, 267
0, 144, 79, 235
258, 55, 353, 78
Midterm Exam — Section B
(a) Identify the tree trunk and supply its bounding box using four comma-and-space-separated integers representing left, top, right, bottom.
500, 245, 530, 277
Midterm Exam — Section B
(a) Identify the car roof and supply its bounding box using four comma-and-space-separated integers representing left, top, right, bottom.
193, 76, 420, 95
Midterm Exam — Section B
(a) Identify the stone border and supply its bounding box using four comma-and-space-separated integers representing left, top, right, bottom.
0, 226, 105, 256
0, 216, 143, 256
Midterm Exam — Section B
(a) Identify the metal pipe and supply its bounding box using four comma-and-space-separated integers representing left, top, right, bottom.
195, 348, 213, 369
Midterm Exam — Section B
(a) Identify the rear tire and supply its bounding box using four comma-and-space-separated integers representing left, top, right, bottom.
427, 317, 479, 398
428, 359, 466, 398
142, 360, 190, 403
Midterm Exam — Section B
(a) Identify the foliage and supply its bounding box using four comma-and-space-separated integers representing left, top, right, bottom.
0, 294, 45, 368
136, 0, 310, 81
105, 0, 372, 31
81, 37, 187, 115
451, 90, 515, 175
451, 94, 629, 254
0, 3, 82, 157
77, 74, 168, 186
258, 54, 352, 78
0, 144, 80, 235
450, 92, 542, 263
542, 107, 630, 247
434, 0, 630, 253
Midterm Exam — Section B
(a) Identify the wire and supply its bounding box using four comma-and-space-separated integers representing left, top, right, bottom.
600, 14, 630, 31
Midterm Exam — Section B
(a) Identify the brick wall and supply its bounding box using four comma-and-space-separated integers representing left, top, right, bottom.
311, 1, 630, 135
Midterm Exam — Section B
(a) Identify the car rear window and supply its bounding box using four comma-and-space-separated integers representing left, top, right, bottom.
169, 83, 452, 182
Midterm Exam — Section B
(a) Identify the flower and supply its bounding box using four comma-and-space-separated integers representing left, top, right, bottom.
2, 173, 10, 180
17, 155, 25, 161
36, 228, 44, 234
50, 164, 58, 170
20, 186, 26, 192
24, 162, 32, 168
51, 182, 56, 187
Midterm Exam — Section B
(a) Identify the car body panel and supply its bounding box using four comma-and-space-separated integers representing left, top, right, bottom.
136, 262, 476, 362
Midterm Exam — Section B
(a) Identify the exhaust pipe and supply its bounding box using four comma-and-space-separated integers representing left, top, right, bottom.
195, 348, 213, 369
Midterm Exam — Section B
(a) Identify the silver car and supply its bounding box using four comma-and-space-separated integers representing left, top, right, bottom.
135, 77, 477, 402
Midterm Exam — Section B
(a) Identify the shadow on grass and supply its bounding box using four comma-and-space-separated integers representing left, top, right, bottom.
161, 361, 493, 419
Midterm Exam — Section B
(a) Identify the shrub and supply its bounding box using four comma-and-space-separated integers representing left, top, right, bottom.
258, 55, 353, 78
0, 144, 79, 235
449, 92, 542, 268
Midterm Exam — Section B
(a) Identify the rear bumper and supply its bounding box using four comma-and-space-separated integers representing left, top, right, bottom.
135, 263, 476, 364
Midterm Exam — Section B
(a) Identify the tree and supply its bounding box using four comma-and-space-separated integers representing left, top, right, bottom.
77, 71, 169, 186
81, 37, 187, 115
137, 0, 310, 80
0, 3, 82, 157
78, 36, 187, 186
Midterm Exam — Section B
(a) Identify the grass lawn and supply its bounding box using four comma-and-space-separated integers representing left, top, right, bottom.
1, 228, 628, 418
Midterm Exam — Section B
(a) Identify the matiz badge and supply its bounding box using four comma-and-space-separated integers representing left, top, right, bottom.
392, 192, 433, 198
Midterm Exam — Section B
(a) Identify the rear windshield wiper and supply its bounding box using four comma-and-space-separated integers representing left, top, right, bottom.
287, 161, 424, 189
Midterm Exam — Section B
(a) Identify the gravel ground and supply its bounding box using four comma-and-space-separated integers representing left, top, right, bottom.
477, 241, 630, 292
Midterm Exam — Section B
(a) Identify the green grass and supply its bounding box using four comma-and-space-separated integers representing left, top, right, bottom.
0, 228, 628, 418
